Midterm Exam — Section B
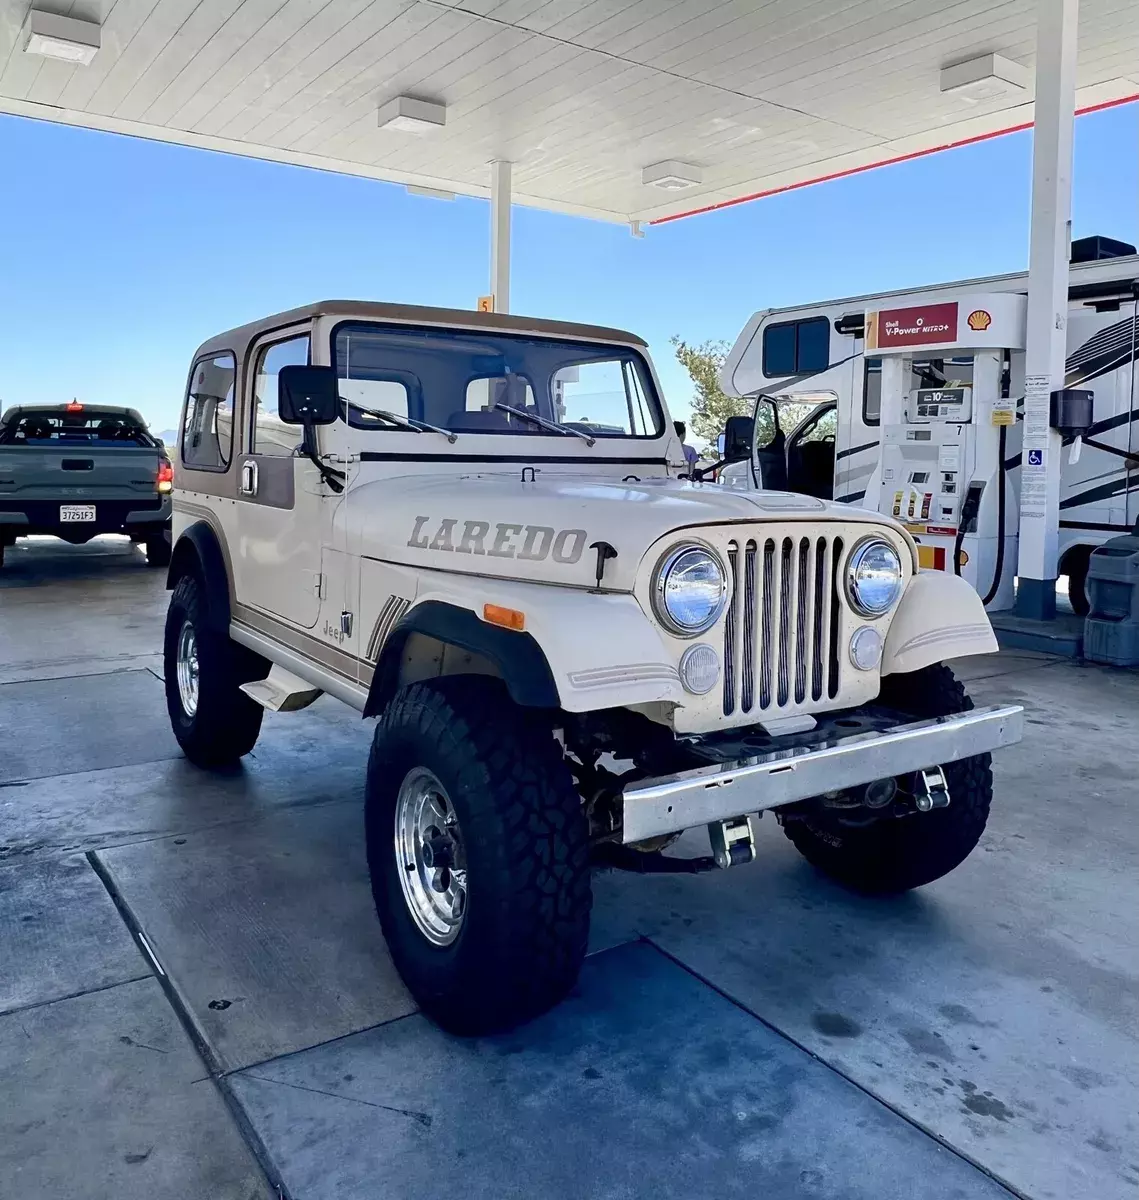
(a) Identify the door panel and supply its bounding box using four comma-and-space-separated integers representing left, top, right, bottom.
233, 330, 324, 630
234, 456, 323, 628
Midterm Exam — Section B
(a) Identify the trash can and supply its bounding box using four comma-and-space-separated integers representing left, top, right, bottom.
1083, 526, 1139, 667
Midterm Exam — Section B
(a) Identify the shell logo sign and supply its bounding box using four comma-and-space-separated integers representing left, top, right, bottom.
967, 309, 992, 332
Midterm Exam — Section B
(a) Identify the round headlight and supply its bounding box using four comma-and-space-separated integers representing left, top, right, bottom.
653, 545, 728, 636
846, 538, 903, 616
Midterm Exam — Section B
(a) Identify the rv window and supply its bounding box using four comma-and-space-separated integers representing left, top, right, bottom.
863, 358, 881, 426
762, 317, 830, 376
797, 318, 830, 373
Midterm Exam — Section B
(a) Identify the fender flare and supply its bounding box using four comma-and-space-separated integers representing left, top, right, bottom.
881, 572, 998, 677
166, 520, 232, 635
364, 600, 559, 717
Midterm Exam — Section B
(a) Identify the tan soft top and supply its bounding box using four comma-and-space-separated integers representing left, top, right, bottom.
192, 300, 647, 362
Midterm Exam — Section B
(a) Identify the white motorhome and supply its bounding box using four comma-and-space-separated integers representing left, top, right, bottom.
720, 238, 1139, 613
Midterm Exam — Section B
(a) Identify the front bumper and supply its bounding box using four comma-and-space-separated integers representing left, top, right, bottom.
621, 704, 1024, 843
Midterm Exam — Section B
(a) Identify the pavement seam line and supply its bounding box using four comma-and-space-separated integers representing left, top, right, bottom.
642, 937, 1029, 1200
239, 1070, 433, 1125
226, 1009, 422, 1078
0, 663, 163, 687
83, 849, 294, 1200
0, 972, 154, 1019
1, 751, 185, 787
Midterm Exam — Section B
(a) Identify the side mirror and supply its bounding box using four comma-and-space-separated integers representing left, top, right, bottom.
716, 433, 726, 456
723, 414, 754, 460
278, 365, 340, 426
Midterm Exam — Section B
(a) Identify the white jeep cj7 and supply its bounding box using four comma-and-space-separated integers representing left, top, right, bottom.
164, 301, 1023, 1034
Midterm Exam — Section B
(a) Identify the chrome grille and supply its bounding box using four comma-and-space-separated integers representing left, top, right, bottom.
723, 535, 844, 717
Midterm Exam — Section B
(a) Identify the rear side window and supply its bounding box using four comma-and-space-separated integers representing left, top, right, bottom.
762, 317, 830, 376
182, 352, 235, 471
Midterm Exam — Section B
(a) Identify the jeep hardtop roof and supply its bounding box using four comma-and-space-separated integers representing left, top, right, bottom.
194, 300, 647, 363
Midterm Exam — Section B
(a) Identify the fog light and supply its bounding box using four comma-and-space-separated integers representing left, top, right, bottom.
679, 643, 720, 695
849, 625, 883, 671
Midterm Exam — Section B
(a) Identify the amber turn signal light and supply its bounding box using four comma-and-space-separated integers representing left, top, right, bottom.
483, 603, 525, 631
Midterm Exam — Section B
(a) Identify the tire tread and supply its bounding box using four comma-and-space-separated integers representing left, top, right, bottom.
782, 664, 993, 894
367, 676, 590, 1034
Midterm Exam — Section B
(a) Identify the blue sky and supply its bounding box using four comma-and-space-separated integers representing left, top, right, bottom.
0, 100, 1135, 435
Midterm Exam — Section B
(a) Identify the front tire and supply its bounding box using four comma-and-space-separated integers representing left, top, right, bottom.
366, 676, 591, 1035
782, 664, 992, 894
164, 574, 267, 767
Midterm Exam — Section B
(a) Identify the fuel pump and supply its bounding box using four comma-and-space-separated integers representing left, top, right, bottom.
862, 293, 1027, 610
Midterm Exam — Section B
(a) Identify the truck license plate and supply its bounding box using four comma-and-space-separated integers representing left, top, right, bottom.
60, 505, 96, 522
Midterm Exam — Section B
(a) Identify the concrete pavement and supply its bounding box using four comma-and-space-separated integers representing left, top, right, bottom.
2, 535, 1136, 1199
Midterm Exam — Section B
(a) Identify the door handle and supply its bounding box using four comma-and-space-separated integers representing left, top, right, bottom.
241, 460, 258, 496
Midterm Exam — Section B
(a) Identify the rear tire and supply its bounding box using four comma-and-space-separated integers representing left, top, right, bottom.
164, 574, 267, 767
1063, 546, 1091, 616
782, 664, 992, 894
366, 676, 591, 1035
146, 531, 171, 568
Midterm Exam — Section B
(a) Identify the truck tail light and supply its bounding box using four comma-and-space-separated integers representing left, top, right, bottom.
157, 461, 174, 494
66, 400, 83, 412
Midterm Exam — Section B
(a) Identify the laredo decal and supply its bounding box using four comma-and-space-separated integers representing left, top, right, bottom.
408, 516, 588, 564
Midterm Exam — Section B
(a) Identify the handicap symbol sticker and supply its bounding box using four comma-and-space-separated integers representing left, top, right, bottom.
1027, 449, 1044, 467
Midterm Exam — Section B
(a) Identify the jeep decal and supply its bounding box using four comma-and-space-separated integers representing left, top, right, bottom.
408, 515, 587, 564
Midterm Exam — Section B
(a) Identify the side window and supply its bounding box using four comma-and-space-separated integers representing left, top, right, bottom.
555, 358, 657, 436
753, 399, 779, 450
181, 352, 235, 470
863, 358, 882, 426
799, 406, 838, 443
762, 317, 830, 376
252, 335, 310, 457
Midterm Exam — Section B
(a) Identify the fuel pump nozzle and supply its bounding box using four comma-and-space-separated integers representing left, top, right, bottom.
953, 483, 986, 579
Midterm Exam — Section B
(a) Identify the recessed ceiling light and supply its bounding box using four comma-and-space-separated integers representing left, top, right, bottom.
642, 160, 702, 190
406, 185, 456, 200
940, 54, 1028, 103
22, 10, 101, 65
378, 96, 446, 134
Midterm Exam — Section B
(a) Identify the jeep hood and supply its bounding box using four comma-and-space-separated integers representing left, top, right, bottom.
345, 472, 895, 592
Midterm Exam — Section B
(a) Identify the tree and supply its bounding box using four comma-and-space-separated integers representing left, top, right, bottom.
669, 337, 751, 445
671, 336, 819, 453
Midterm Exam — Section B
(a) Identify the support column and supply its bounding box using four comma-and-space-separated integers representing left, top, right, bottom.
1016, 0, 1079, 620
490, 160, 512, 313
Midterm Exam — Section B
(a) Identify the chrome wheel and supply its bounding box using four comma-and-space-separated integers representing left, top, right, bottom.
394, 767, 467, 946
176, 620, 200, 718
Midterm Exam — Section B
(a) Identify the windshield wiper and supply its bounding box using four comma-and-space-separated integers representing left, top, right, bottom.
342, 400, 458, 443
493, 403, 595, 446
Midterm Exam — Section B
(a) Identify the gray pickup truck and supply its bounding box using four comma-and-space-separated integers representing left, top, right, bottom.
0, 403, 172, 568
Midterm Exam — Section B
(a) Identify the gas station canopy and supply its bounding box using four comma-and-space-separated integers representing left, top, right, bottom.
1, 0, 1136, 225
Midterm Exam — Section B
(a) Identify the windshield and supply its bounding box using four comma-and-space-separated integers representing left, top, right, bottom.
333, 323, 663, 439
